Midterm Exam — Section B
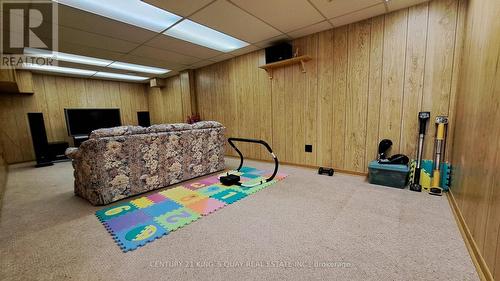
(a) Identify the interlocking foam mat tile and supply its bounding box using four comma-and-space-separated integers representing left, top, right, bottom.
96, 166, 287, 252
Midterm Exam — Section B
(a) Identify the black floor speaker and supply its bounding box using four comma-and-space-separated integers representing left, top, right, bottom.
27, 112, 53, 167
137, 111, 151, 127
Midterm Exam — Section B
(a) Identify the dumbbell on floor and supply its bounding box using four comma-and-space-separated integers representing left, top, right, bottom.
318, 167, 334, 176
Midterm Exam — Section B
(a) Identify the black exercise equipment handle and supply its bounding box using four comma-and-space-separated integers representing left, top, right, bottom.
227, 137, 278, 182
419, 119, 427, 135
418, 112, 430, 134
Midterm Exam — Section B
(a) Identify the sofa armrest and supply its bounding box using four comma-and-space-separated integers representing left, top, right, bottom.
65, 147, 80, 159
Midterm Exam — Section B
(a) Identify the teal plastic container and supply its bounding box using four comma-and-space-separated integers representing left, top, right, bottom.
368, 160, 410, 188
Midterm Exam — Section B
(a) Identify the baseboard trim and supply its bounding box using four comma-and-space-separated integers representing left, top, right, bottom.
447, 191, 494, 281
225, 155, 368, 177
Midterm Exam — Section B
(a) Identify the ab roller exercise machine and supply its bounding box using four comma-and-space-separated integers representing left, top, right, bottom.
219, 137, 333, 184
219, 112, 449, 195
219, 138, 279, 188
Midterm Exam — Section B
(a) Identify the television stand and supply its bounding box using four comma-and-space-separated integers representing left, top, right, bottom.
73, 135, 89, 147
48, 141, 69, 161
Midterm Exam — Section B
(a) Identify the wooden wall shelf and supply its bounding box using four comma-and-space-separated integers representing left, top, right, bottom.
259, 55, 312, 79
0, 69, 34, 94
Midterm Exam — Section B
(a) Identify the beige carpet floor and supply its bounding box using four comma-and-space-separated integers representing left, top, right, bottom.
0, 158, 478, 281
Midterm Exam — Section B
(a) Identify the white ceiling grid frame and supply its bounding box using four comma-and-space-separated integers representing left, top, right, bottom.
23, 0, 432, 81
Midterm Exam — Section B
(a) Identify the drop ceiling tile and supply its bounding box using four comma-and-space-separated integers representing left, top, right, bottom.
330, 3, 386, 27
189, 0, 281, 43
58, 42, 125, 61
2, 23, 58, 49
309, 0, 383, 19
230, 0, 324, 33
118, 54, 187, 71
57, 5, 158, 44
189, 60, 215, 69
145, 35, 222, 59
0, 5, 54, 26
130, 45, 200, 65
287, 20, 333, 39
1, 30, 40, 53
164, 70, 180, 78
55, 61, 102, 71
229, 44, 259, 57
59, 26, 139, 54
253, 34, 291, 48
143, 0, 214, 17
1, 7, 47, 29
208, 53, 234, 62
387, 0, 430, 11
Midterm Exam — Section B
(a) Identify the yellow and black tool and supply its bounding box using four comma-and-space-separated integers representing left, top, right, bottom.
429, 116, 448, 196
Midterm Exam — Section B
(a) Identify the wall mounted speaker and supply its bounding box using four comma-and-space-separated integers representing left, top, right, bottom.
149, 78, 165, 88
27, 112, 53, 167
137, 111, 151, 127
265, 42, 293, 64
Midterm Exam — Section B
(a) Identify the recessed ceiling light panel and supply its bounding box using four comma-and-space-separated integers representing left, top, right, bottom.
24, 47, 112, 67
54, 0, 181, 32
21, 64, 149, 82
93, 71, 148, 81
21, 64, 97, 76
24, 48, 170, 75
164, 19, 249, 52
107, 61, 169, 75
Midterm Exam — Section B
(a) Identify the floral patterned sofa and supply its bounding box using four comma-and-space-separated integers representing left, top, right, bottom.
65, 121, 225, 205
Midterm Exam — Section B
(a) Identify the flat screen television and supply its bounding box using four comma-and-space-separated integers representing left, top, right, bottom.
64, 108, 121, 136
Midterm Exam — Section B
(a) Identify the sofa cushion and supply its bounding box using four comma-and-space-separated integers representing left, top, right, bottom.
89, 126, 147, 139
191, 121, 223, 130
65, 147, 80, 159
146, 123, 192, 133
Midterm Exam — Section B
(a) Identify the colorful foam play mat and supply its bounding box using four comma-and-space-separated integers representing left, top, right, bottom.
96, 166, 287, 252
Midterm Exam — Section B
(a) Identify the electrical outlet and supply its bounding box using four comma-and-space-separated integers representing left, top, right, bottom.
305, 145, 312, 153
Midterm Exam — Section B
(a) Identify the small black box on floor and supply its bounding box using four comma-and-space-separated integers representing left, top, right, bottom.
368, 161, 409, 188
220, 174, 240, 186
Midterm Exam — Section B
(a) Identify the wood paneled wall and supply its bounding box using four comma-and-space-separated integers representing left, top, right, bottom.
450, 0, 500, 278
148, 70, 196, 125
0, 73, 149, 163
196, 51, 272, 159
149, 76, 184, 124
194, 0, 465, 173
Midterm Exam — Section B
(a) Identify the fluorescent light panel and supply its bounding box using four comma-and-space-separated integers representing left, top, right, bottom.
107, 61, 168, 75
54, 0, 181, 32
94, 72, 148, 81
22, 65, 148, 81
22, 64, 96, 76
24, 48, 170, 75
164, 20, 249, 52
53, 0, 249, 52
24, 47, 112, 67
